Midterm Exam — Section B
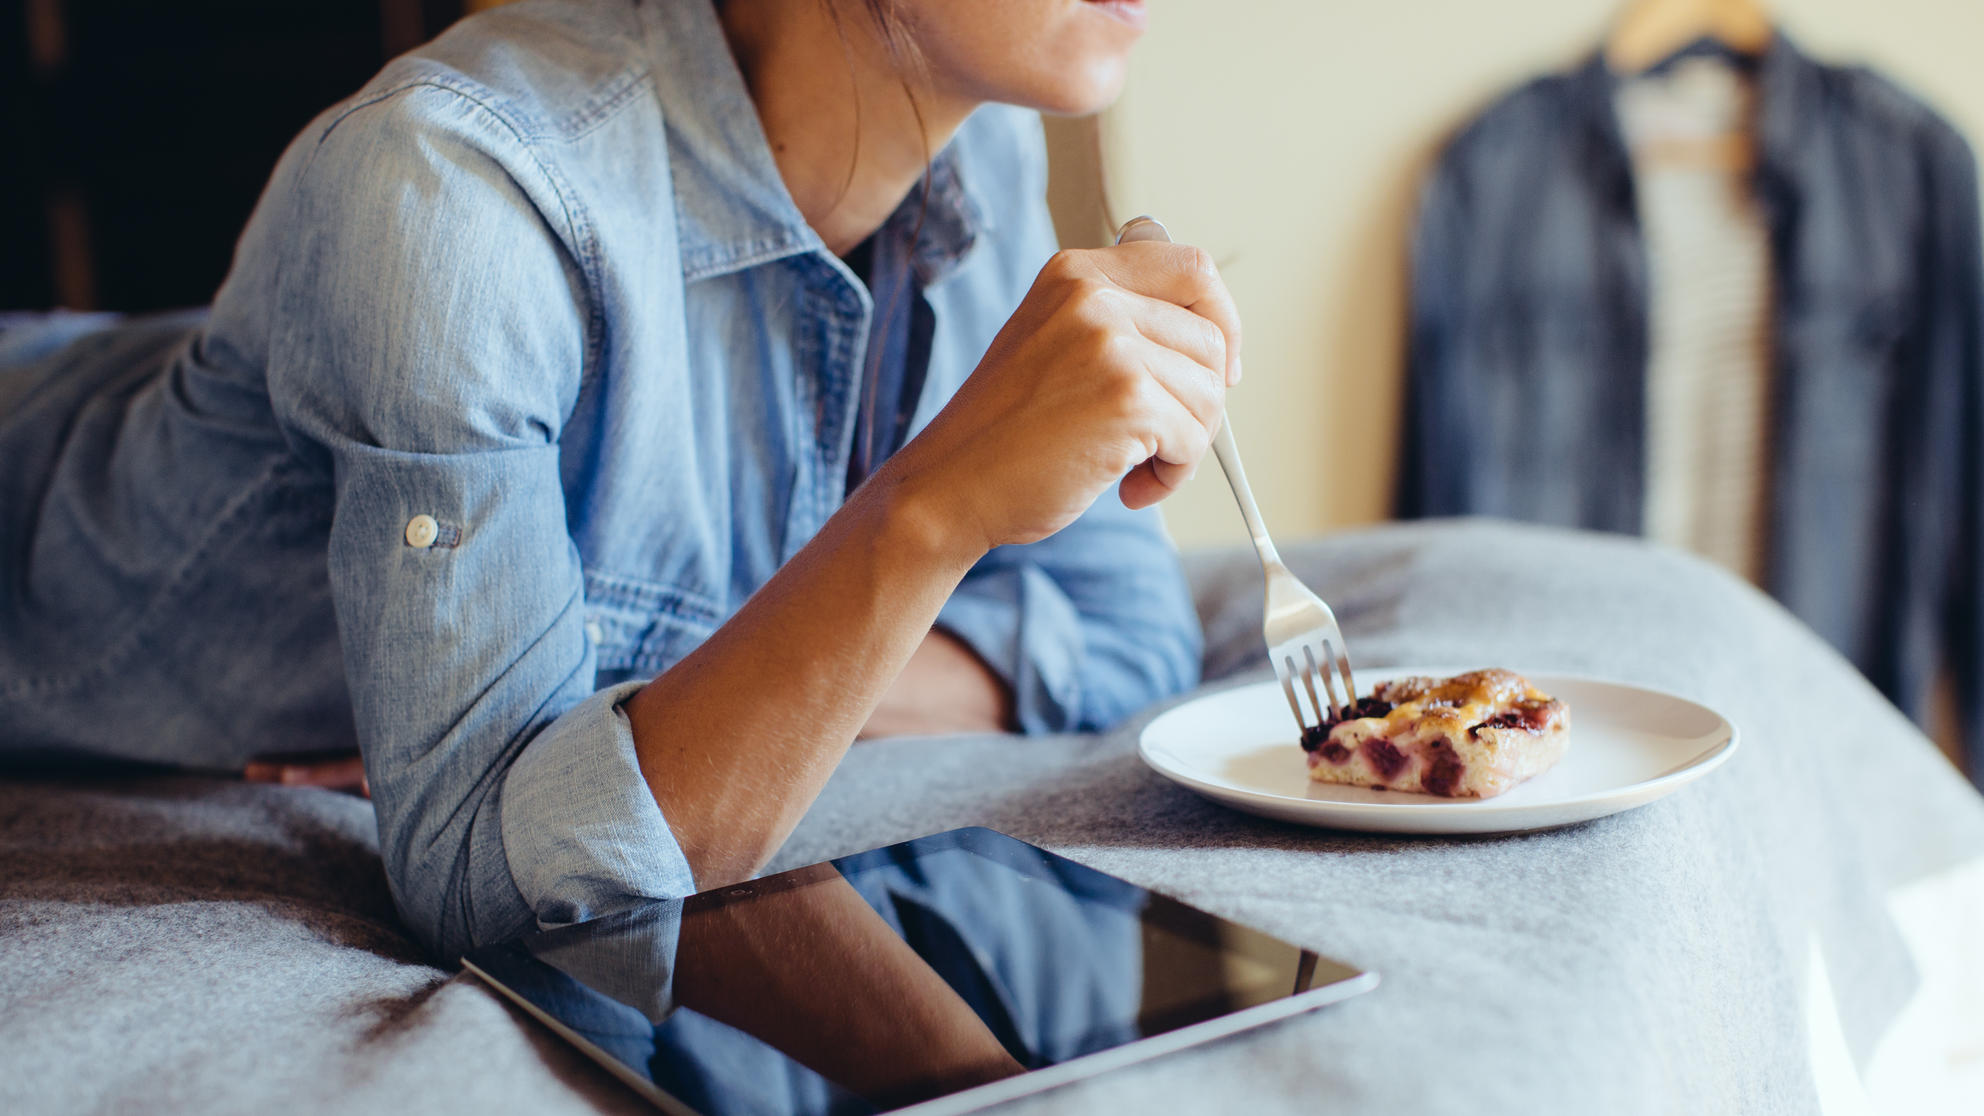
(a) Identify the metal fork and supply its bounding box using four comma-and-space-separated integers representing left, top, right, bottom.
1116, 216, 1361, 738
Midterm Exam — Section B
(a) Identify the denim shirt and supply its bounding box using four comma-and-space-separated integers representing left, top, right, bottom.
0, 0, 1201, 959
1397, 34, 1984, 778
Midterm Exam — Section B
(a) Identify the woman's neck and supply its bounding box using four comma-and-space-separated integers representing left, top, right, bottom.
720, 0, 974, 257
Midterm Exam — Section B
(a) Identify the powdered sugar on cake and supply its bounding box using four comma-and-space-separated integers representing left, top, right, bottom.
1299, 669, 1569, 798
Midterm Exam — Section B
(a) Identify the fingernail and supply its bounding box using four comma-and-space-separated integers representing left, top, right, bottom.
1231, 356, 1243, 385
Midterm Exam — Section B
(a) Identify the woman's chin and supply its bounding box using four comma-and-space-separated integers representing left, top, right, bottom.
1015, 62, 1131, 117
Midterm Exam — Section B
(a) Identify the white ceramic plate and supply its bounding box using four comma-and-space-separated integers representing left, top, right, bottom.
1138, 669, 1738, 835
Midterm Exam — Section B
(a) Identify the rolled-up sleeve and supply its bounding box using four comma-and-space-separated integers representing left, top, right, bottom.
268, 84, 691, 960
937, 492, 1202, 735
500, 681, 695, 929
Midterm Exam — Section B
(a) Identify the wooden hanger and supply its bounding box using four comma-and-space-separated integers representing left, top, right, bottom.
1631, 133, 1758, 172
1607, 0, 1773, 74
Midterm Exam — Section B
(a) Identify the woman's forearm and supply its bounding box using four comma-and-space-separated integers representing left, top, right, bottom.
623, 458, 981, 889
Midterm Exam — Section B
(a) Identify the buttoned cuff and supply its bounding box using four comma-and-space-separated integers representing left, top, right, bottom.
499, 680, 697, 931
937, 563, 1085, 735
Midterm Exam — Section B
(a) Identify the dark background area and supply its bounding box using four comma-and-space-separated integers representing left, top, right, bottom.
1, 0, 467, 312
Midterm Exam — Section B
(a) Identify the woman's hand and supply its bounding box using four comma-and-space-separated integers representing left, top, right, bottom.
890, 241, 1242, 553
243, 751, 370, 797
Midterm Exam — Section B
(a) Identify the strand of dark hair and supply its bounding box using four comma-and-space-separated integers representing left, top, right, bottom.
819, 0, 935, 473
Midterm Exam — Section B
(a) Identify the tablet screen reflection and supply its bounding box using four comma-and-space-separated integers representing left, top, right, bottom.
470, 831, 1319, 1116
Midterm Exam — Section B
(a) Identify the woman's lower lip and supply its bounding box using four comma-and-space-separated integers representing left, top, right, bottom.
1083, 0, 1149, 32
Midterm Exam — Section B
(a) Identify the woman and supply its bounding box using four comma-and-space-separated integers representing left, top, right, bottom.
0, 0, 1237, 960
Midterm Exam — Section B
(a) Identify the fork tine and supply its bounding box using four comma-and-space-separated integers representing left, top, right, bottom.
1287, 653, 1318, 724
1332, 640, 1359, 705
1299, 645, 1334, 722
1314, 641, 1345, 719
1276, 664, 1311, 730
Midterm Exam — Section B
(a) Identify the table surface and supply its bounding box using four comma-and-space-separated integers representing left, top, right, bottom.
3, 520, 1979, 1115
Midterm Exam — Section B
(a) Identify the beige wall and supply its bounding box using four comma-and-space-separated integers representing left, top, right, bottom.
1061, 0, 1984, 549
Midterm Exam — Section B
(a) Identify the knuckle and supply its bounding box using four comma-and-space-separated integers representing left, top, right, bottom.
1102, 355, 1146, 410
1196, 317, 1227, 366
1043, 248, 1087, 282
1182, 245, 1219, 283
1190, 420, 1215, 458
1078, 321, 1126, 365
1100, 332, 1142, 379
1061, 277, 1114, 323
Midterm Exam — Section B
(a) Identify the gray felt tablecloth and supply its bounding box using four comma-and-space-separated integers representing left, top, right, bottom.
4, 520, 1981, 1115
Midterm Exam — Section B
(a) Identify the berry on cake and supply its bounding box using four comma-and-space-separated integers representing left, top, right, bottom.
1299, 669, 1569, 798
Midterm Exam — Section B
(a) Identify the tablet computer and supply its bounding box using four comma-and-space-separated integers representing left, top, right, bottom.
463, 827, 1374, 1115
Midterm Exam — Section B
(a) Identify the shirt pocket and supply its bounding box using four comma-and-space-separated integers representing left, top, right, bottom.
581, 568, 724, 676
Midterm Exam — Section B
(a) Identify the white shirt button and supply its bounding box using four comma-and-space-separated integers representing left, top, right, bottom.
584, 621, 605, 645
404, 514, 440, 549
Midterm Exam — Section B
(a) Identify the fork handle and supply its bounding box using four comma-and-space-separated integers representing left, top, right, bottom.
1210, 417, 1285, 572
1113, 216, 1287, 575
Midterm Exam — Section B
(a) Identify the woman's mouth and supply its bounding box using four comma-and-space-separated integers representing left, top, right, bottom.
1082, 0, 1150, 33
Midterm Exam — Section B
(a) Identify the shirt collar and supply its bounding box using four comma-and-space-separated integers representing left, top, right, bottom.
638, 0, 989, 285
1572, 29, 1819, 218
1750, 31, 1820, 221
